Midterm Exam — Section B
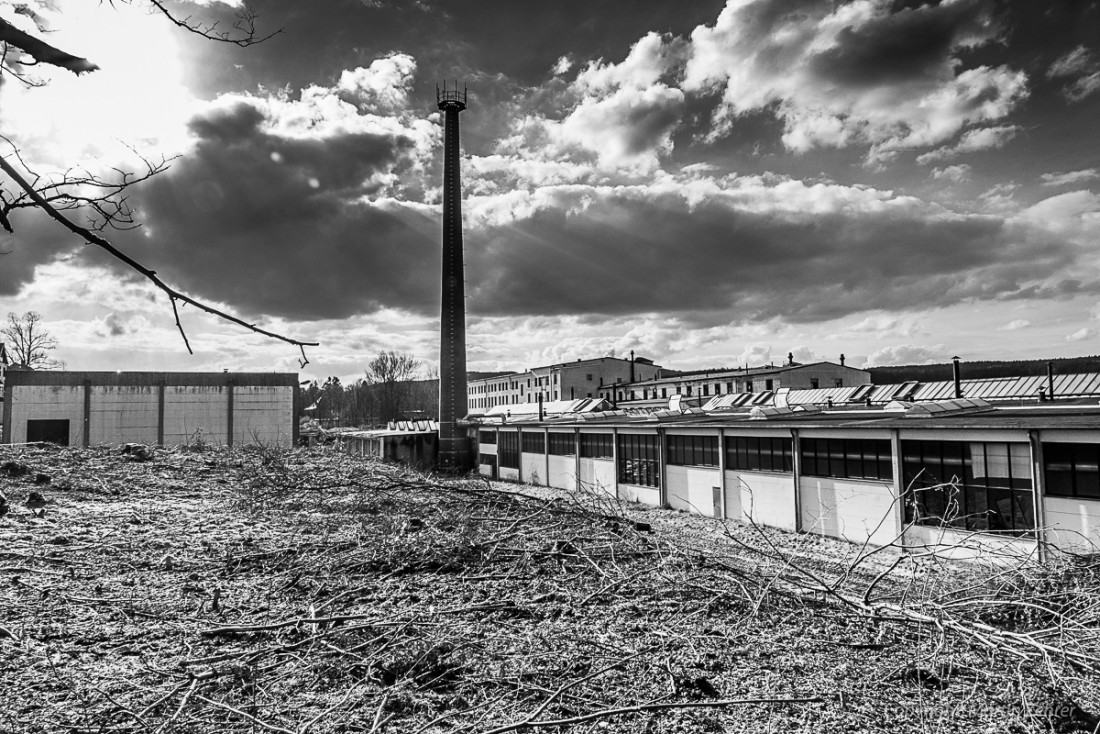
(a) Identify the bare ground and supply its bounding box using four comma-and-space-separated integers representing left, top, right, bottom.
1, 443, 1097, 734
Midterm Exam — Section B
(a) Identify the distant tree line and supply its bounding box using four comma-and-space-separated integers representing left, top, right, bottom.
869, 356, 1100, 384
300, 351, 507, 428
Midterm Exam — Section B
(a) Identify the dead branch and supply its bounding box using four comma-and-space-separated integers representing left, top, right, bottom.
0, 151, 318, 355
0, 18, 98, 74
477, 695, 827, 734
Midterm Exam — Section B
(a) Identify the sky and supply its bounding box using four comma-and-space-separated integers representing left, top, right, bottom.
1, 0, 1099, 384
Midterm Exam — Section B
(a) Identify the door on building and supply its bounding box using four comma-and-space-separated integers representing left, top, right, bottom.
27, 419, 70, 446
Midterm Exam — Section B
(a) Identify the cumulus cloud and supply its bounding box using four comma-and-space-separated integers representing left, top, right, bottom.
865, 344, 949, 367
1047, 45, 1100, 102
681, 0, 1026, 159
931, 164, 971, 183
997, 319, 1030, 331
916, 125, 1018, 164
335, 54, 418, 112
1041, 169, 1100, 187
494, 32, 687, 174
1066, 328, 1095, 342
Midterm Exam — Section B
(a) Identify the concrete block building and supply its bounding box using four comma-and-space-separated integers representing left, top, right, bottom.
2, 370, 299, 447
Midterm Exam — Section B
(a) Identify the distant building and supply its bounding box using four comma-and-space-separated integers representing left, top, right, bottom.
3, 370, 298, 447
600, 359, 870, 408
467, 354, 663, 411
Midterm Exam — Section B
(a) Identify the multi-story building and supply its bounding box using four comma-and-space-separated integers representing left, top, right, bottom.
598, 357, 870, 407
467, 354, 663, 412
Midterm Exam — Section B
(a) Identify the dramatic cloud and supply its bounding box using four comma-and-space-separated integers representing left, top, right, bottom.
681, 0, 1026, 159
1047, 45, 1100, 102
462, 179, 1094, 325
83, 79, 443, 320
495, 33, 688, 174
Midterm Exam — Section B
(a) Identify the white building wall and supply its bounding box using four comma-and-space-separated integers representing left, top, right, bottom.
727, 470, 797, 530
578, 458, 615, 497
903, 525, 1038, 562
521, 453, 546, 485
163, 385, 228, 445
89, 386, 159, 445
232, 386, 295, 446
799, 476, 900, 546
619, 483, 660, 506
499, 466, 520, 482
547, 455, 577, 491
8, 385, 84, 445
1044, 497, 1100, 554
666, 465, 722, 517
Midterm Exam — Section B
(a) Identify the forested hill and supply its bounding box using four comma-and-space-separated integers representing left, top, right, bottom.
869, 356, 1100, 384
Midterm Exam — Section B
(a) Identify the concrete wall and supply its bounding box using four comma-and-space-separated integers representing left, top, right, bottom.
666, 465, 722, 517
547, 455, 577, 491
4, 372, 297, 448
163, 385, 229, 445
578, 458, 616, 497
903, 524, 1038, 563
6, 385, 85, 445
521, 453, 546, 485
727, 470, 797, 530
619, 483, 661, 506
232, 385, 295, 446
799, 476, 899, 546
1044, 497, 1100, 554
499, 466, 521, 482
89, 386, 159, 445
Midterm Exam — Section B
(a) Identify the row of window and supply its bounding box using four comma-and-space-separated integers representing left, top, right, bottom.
479, 430, 1100, 503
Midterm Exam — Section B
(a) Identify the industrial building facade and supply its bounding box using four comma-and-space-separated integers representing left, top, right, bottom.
598, 360, 871, 406
468, 355, 664, 411
471, 395, 1100, 558
2, 370, 298, 447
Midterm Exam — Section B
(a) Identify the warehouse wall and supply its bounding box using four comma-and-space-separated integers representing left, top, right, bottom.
1044, 497, 1100, 554
799, 477, 899, 546
666, 465, 722, 518
5, 385, 85, 445
3, 372, 296, 448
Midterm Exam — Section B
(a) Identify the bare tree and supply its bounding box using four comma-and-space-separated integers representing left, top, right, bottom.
0, 4, 314, 362
2, 311, 64, 369
365, 351, 423, 424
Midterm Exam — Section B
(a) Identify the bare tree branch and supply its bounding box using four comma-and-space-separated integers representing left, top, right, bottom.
0, 18, 98, 74
143, 1, 281, 47
0, 152, 318, 355
0, 135, 176, 232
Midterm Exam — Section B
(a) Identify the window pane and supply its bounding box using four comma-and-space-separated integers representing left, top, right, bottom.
985, 443, 1011, 487
1009, 443, 1032, 490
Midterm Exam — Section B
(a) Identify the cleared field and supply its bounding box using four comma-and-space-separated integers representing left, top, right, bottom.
1, 444, 1097, 733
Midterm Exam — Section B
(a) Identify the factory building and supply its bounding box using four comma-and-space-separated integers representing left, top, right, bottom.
599, 358, 870, 407
468, 354, 663, 411
2, 369, 298, 447
469, 375, 1100, 558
